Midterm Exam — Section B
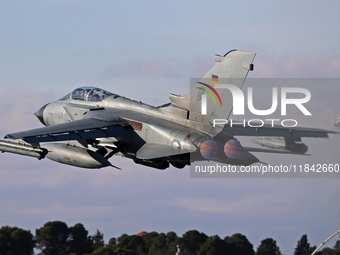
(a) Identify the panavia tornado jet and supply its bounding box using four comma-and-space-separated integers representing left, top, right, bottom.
0, 50, 335, 169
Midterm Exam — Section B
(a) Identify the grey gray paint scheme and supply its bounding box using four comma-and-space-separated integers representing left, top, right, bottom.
0, 50, 336, 169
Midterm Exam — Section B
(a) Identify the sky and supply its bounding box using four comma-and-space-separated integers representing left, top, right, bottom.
1, 1, 340, 254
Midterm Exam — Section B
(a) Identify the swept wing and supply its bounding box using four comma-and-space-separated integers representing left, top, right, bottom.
5, 117, 130, 143
221, 123, 337, 138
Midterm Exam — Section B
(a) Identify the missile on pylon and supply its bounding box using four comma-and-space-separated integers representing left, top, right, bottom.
0, 140, 47, 160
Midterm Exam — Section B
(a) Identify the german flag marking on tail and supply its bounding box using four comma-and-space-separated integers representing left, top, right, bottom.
211, 74, 218, 84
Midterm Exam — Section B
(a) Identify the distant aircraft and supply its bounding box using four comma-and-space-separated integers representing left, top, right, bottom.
252, 137, 308, 154
334, 116, 340, 127
0, 50, 335, 169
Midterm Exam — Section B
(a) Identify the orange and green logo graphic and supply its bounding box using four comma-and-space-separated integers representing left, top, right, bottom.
196, 81, 222, 106
196, 75, 222, 115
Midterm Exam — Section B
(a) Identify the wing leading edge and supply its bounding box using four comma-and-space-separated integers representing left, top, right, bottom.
5, 117, 130, 143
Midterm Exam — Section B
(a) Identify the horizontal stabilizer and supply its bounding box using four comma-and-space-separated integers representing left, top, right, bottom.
136, 143, 196, 160
243, 147, 309, 155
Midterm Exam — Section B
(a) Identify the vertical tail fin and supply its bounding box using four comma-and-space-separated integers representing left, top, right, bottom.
170, 50, 256, 126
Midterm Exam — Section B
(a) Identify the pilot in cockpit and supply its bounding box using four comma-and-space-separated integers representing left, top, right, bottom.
89, 91, 100, 102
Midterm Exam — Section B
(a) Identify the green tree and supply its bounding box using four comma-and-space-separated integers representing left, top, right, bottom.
92, 229, 105, 250
117, 234, 130, 248
116, 233, 143, 254
256, 238, 281, 255
225, 233, 254, 255
197, 235, 230, 255
334, 240, 340, 255
36, 221, 70, 255
0, 226, 35, 255
181, 230, 208, 255
148, 233, 167, 255
321, 247, 333, 255
309, 245, 322, 255
107, 237, 117, 250
91, 247, 116, 255
113, 247, 135, 255
68, 223, 93, 255
136, 231, 159, 254
166, 231, 178, 247
294, 234, 311, 255
126, 235, 142, 254
165, 237, 183, 255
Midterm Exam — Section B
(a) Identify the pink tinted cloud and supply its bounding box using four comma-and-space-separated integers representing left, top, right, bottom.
189, 57, 214, 78
254, 54, 340, 77
100, 58, 183, 78
100, 53, 340, 80
0, 89, 55, 133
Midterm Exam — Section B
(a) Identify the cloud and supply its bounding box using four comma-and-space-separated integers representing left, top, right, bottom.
0, 89, 55, 133
100, 53, 340, 82
99, 57, 217, 82
100, 58, 184, 79
188, 57, 214, 78
253, 54, 340, 78
5, 203, 122, 219
169, 195, 270, 214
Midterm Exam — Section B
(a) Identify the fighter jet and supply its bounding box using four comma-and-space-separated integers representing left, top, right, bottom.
0, 50, 335, 169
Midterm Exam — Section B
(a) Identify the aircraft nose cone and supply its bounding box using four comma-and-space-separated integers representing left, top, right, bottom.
34, 104, 48, 126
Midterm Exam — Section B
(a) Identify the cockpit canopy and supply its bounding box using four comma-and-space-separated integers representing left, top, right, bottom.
59, 87, 115, 102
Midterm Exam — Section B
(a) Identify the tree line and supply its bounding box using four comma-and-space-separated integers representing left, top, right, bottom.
0, 221, 339, 255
